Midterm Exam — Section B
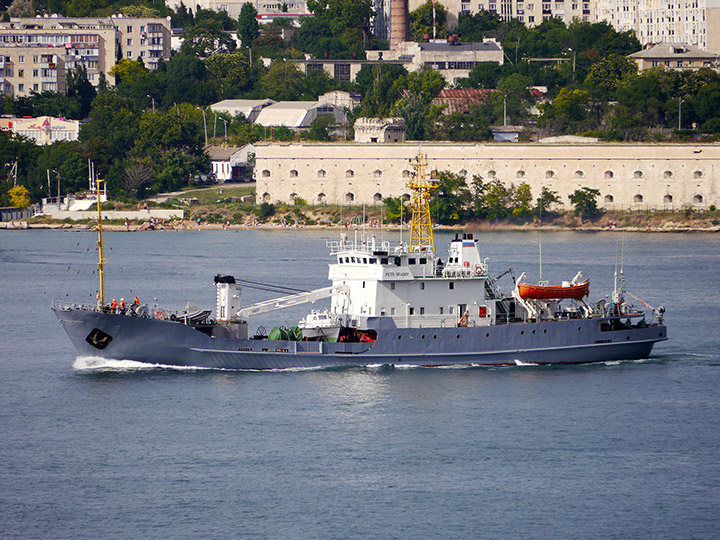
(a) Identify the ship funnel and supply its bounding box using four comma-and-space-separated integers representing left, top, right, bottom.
215, 274, 242, 321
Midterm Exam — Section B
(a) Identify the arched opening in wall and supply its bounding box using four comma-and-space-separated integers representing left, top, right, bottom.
345, 169, 354, 178
373, 192, 382, 203
289, 169, 298, 178
604, 194, 614, 204
664, 194, 673, 204
345, 192, 355, 204
262, 192, 271, 202
634, 194, 644, 203
317, 169, 326, 178
289, 192, 298, 203
402, 170, 412, 178
604, 170, 614, 179
694, 170, 703, 178
401, 194, 411, 202
317, 193, 326, 204
545, 170, 555, 179
373, 170, 382, 178
574, 170, 584, 178
633, 170, 643, 179
693, 194, 704, 204
487, 170, 497, 178
516, 170, 525, 178
663, 170, 673, 179
459, 169, 467, 176
262, 170, 271, 177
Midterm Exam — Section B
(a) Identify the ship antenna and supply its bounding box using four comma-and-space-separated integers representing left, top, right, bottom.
407, 153, 439, 252
96, 179, 107, 310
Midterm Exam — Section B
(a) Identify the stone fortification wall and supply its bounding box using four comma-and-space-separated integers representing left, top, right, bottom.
254, 142, 720, 211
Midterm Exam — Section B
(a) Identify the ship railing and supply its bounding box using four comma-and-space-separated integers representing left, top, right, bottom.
327, 238, 391, 254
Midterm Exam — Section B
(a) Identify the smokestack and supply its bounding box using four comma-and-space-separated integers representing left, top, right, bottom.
390, 0, 409, 50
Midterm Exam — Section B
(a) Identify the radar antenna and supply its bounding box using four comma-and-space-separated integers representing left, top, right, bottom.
407, 154, 438, 252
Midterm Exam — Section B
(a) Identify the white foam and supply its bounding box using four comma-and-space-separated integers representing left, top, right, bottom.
514, 359, 540, 366
73, 356, 212, 372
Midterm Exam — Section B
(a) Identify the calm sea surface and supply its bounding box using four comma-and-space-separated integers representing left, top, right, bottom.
1, 228, 719, 539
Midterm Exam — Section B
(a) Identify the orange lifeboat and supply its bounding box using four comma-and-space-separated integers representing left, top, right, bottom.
517, 280, 590, 300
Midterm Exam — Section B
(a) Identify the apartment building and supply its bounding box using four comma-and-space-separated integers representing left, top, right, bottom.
164, 0, 308, 21
0, 15, 171, 96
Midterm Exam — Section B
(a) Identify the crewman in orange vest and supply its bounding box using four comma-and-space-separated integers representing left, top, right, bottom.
119, 298, 126, 312
133, 296, 140, 306
110, 298, 117, 311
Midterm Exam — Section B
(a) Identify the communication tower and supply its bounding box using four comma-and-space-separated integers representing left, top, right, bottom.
407, 154, 438, 252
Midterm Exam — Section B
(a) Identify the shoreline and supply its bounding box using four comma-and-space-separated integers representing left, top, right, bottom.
3, 220, 719, 233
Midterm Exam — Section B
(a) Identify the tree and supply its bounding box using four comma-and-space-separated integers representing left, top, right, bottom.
206, 52, 252, 97
306, 115, 335, 141
260, 59, 305, 101
512, 182, 533, 219
409, 0, 448, 41
568, 187, 601, 219
461, 62, 503, 89
431, 171, 469, 223
109, 59, 149, 85
306, 0, 373, 35
66, 65, 96, 118
238, 3, 259, 46
584, 54, 637, 99
122, 157, 154, 196
536, 186, 560, 216
8, 185, 30, 209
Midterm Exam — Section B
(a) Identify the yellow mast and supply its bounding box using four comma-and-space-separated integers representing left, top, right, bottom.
96, 179, 107, 309
407, 154, 438, 252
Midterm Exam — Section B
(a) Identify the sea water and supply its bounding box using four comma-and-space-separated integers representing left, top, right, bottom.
1, 229, 719, 539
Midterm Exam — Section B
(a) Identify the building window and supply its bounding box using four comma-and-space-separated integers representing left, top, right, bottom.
33, 69, 38, 77
487, 170, 496, 178
373, 170, 382, 178
345, 192, 354, 203
140, 51, 145, 58
604, 170, 614, 179
374, 192, 382, 202
334, 63, 350, 82
317, 192, 326, 203
262, 169, 271, 177
19, 56, 24, 63
18, 70, 23, 77
345, 169, 354, 177
694, 170, 703, 178
317, 169, 326, 178
545, 170, 555, 178
633, 170, 643, 178
402, 169, 412, 178
574, 170, 584, 178
516, 170, 525, 178
693, 194, 704, 204
127, 52, 133, 58
18, 84, 24, 91
127, 39, 132, 46
127, 26, 133, 33
289, 169, 298, 177
634, 194, 644, 203
604, 194, 614, 203
664, 194, 673, 203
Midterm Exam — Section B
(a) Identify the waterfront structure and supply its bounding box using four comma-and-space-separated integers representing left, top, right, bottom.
206, 144, 255, 182
0, 15, 171, 95
254, 141, 719, 210
629, 42, 720, 72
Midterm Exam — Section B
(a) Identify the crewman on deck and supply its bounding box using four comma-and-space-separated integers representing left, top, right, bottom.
133, 296, 140, 307
119, 298, 126, 312
110, 298, 117, 312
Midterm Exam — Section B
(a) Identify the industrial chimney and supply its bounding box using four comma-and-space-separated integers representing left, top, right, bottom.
389, 0, 409, 50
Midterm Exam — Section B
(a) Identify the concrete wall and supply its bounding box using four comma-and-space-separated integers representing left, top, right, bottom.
254, 142, 720, 211
46, 209, 184, 221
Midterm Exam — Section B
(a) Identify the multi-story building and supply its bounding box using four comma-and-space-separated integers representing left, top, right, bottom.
164, 0, 308, 22
0, 15, 171, 96
629, 42, 719, 72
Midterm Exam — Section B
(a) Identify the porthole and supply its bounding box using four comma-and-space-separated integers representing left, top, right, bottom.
421, 335, 425, 339
398, 335, 402, 340
433, 335, 437, 339
486, 332, 490, 337
659, 332, 663, 337
456, 334, 461, 339
521, 330, 525, 335
543, 329, 548, 334
578, 326, 582, 331
626, 336, 631, 340
532, 329, 536, 334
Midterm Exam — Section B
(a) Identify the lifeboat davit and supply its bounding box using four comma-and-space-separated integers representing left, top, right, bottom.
517, 280, 590, 300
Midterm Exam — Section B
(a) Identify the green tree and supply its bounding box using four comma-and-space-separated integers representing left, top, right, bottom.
66, 65, 95, 118
306, 0, 373, 35
306, 115, 335, 141
584, 53, 637, 99
460, 62, 502, 89
568, 187, 601, 218
260, 59, 306, 100
430, 171, 469, 224
512, 182, 533, 218
206, 52, 252, 97
238, 3, 259, 46
536, 186, 560, 216
109, 58, 149, 85
409, 0, 448, 41
356, 63, 408, 116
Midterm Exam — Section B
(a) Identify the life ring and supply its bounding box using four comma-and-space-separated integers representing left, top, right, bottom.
474, 264, 483, 275
155, 310, 164, 320
458, 316, 468, 327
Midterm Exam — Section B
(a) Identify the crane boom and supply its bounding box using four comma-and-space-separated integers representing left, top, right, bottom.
234, 284, 349, 319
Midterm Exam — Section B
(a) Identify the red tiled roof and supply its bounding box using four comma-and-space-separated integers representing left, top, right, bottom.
432, 88, 498, 114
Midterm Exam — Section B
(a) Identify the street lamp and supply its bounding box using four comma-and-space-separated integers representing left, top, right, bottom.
146, 94, 155, 113
568, 48, 576, 77
678, 98, 685, 130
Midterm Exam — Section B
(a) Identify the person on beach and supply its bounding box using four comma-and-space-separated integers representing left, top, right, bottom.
125, 217, 129, 231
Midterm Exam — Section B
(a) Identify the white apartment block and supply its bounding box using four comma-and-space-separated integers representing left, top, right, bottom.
164, 0, 308, 21
0, 15, 171, 96
414, 0, 720, 54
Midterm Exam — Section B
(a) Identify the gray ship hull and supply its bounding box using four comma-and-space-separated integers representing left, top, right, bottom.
53, 306, 667, 369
